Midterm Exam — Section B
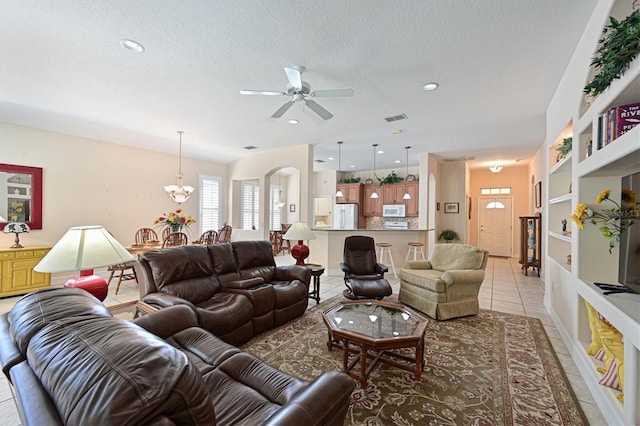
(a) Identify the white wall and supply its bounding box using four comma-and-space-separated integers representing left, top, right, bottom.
0, 122, 227, 247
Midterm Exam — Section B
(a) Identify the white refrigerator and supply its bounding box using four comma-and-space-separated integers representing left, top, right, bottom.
332, 203, 358, 230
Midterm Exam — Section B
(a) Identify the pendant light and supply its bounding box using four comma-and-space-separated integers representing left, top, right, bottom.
403, 146, 411, 200
275, 169, 286, 208
489, 164, 503, 173
370, 144, 379, 199
164, 131, 194, 204
335, 141, 344, 197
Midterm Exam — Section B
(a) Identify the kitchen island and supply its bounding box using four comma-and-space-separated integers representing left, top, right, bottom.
307, 229, 431, 276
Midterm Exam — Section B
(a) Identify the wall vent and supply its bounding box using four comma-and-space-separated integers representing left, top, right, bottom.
384, 113, 408, 122
243, 145, 258, 150
442, 156, 475, 162
314, 159, 325, 163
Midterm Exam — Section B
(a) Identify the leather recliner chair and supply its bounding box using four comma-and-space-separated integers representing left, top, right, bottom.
340, 235, 393, 300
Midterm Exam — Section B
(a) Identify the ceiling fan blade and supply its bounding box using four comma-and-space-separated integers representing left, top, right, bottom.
310, 88, 354, 97
271, 101, 294, 118
284, 67, 302, 90
240, 90, 286, 96
305, 99, 333, 120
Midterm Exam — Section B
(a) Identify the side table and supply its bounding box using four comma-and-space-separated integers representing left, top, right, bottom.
306, 263, 324, 304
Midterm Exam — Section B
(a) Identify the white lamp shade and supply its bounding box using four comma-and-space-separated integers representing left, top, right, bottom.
283, 222, 316, 241
34, 226, 135, 273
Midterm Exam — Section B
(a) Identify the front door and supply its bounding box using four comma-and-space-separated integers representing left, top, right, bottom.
478, 196, 513, 257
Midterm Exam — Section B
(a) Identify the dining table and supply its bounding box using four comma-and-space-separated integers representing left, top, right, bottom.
126, 241, 163, 257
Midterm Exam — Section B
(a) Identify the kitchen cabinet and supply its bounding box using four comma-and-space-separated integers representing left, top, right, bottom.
1, 247, 51, 297
404, 182, 419, 216
362, 185, 382, 216
335, 183, 363, 204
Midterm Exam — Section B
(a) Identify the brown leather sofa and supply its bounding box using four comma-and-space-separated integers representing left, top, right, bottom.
135, 240, 311, 346
0, 288, 355, 426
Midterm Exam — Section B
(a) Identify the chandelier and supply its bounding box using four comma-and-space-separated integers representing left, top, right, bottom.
164, 131, 194, 204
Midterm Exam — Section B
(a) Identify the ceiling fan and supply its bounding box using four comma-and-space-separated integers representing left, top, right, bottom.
240, 65, 354, 120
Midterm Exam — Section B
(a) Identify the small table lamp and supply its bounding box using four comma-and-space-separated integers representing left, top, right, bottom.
34, 226, 135, 301
3, 222, 30, 248
283, 222, 316, 265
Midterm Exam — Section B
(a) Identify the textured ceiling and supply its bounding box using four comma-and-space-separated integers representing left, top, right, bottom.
0, 1, 598, 171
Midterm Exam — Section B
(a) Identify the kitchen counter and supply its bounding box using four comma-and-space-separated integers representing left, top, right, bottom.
307, 229, 432, 276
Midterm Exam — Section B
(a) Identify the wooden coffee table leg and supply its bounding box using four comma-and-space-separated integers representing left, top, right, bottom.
342, 338, 349, 371
359, 344, 367, 386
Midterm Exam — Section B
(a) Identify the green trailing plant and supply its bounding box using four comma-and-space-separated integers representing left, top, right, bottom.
438, 229, 459, 242
377, 171, 404, 185
584, 9, 640, 97
556, 137, 572, 159
339, 176, 361, 184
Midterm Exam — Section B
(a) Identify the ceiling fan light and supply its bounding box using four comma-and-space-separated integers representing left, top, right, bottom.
335, 189, 344, 197
370, 191, 379, 199
403, 192, 411, 200
489, 165, 503, 173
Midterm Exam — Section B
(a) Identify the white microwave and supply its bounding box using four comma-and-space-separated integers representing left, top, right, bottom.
382, 204, 406, 217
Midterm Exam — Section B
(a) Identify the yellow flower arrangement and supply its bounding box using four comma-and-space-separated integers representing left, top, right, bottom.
571, 189, 638, 252
153, 208, 196, 228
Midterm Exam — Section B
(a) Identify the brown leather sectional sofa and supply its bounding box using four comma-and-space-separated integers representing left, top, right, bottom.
136, 240, 311, 346
0, 287, 355, 425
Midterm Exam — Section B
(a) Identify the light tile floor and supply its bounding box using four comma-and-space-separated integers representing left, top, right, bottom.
0, 256, 606, 425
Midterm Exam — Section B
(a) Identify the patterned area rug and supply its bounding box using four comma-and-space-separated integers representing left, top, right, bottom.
241, 296, 587, 425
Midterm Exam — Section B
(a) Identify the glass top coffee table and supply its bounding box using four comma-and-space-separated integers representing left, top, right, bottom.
321, 299, 428, 386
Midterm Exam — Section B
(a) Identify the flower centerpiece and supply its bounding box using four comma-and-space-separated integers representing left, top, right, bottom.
153, 208, 196, 233
571, 189, 638, 253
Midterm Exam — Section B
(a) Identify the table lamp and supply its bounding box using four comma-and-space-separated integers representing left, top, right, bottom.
3, 222, 30, 248
34, 226, 135, 301
283, 222, 316, 265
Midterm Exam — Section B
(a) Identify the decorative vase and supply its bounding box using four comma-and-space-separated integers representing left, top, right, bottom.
170, 224, 183, 233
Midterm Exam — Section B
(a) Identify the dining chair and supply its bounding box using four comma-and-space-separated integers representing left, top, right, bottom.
196, 230, 217, 245
135, 227, 159, 244
279, 224, 292, 255
162, 232, 188, 248
161, 226, 171, 242
217, 225, 232, 243
107, 262, 138, 294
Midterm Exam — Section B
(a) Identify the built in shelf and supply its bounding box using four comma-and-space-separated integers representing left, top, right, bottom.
548, 231, 572, 242
547, 255, 571, 272
549, 153, 572, 175
549, 193, 572, 204
577, 126, 640, 178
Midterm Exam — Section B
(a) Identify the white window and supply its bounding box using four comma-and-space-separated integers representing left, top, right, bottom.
199, 175, 221, 234
480, 187, 511, 195
242, 180, 260, 230
270, 184, 282, 230
486, 201, 506, 209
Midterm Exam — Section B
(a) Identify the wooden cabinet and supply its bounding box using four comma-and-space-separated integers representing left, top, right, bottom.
362, 182, 419, 217
362, 185, 382, 216
382, 184, 405, 204
335, 183, 363, 204
519, 214, 541, 276
404, 182, 419, 216
0, 247, 51, 297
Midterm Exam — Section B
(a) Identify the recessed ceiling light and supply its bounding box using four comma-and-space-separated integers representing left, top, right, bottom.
394, 160, 401, 164
423, 82, 439, 91
377, 150, 384, 154
328, 156, 335, 160
392, 129, 403, 134
288, 119, 299, 124
120, 39, 145, 53
350, 165, 355, 168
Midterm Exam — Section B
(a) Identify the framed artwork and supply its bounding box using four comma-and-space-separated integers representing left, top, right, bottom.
535, 181, 542, 208
444, 202, 459, 214
289, 204, 296, 212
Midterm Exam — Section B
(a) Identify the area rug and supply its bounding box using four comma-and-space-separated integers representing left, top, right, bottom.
241, 296, 588, 425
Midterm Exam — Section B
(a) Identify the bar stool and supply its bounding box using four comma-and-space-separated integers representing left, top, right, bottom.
376, 242, 397, 279
405, 242, 426, 262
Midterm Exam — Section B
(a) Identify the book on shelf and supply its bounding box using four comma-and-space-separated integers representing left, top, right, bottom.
597, 102, 640, 147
